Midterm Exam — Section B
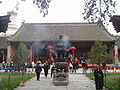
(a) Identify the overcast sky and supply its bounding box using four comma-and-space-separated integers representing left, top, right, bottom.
0, 0, 120, 35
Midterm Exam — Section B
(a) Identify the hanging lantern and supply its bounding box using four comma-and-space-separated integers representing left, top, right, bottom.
47, 45, 53, 50
70, 46, 76, 50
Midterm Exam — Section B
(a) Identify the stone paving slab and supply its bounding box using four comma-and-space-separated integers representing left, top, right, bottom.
14, 73, 96, 90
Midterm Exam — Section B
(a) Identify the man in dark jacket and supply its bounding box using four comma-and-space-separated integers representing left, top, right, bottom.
43, 61, 49, 77
94, 66, 104, 90
35, 62, 42, 81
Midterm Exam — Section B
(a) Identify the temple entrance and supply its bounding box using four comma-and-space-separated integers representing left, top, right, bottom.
32, 44, 49, 63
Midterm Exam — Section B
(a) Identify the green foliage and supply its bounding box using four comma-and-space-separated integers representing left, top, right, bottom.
86, 73, 120, 90
13, 43, 30, 66
83, 0, 116, 25
33, 0, 51, 17
88, 40, 111, 65
19, 0, 116, 20
0, 73, 35, 90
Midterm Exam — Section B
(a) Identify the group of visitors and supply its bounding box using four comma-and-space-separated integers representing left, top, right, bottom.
35, 60, 104, 90
35, 60, 55, 81
65, 56, 79, 73
1, 61, 15, 72
1, 57, 104, 90
69, 61, 78, 73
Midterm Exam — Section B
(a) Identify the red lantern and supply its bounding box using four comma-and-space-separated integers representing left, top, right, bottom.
47, 45, 53, 50
70, 46, 76, 50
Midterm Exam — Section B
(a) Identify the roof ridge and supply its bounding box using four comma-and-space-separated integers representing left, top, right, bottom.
23, 22, 97, 24
8, 23, 114, 42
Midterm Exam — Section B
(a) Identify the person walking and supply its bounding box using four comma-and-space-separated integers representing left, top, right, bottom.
51, 63, 56, 78
35, 62, 42, 81
81, 60, 87, 74
72, 61, 77, 73
32, 61, 35, 71
10, 61, 14, 72
70, 62, 73, 73
94, 66, 104, 90
66, 58, 70, 72
43, 61, 49, 77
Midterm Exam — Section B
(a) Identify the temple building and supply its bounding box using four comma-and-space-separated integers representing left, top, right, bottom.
0, 14, 10, 33
0, 10, 18, 63
110, 15, 120, 65
0, 13, 11, 63
0, 11, 18, 36
6, 23, 115, 63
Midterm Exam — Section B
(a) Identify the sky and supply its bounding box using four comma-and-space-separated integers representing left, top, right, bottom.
0, 0, 120, 35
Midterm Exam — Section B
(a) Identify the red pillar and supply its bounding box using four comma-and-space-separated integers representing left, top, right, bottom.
30, 46, 33, 63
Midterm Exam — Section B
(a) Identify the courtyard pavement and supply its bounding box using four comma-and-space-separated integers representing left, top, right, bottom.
14, 68, 96, 90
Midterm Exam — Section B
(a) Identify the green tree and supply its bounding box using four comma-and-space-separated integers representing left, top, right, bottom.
13, 43, 30, 66
88, 40, 111, 65
83, 0, 116, 25
33, 0, 51, 17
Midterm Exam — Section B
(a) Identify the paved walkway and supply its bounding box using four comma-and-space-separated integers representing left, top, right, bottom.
14, 72, 96, 90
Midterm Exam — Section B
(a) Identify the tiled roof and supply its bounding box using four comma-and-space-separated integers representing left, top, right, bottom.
0, 36, 7, 49
110, 15, 120, 32
113, 35, 120, 49
8, 23, 114, 42
0, 15, 11, 33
